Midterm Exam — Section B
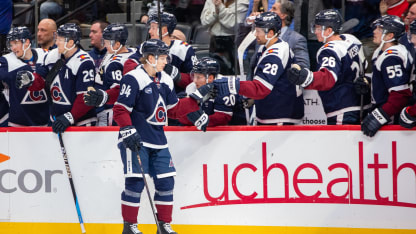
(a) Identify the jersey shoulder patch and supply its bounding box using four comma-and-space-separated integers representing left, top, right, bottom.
3, 53, 26, 72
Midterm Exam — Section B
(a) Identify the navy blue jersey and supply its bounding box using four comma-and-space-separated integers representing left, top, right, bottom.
37, 48, 96, 124
253, 39, 304, 124
371, 44, 412, 108
0, 82, 8, 126
114, 65, 178, 148
0, 49, 49, 126
316, 34, 365, 117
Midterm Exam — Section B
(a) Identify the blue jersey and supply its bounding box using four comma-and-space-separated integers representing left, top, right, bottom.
115, 65, 178, 148
316, 34, 365, 117
253, 39, 304, 124
37, 48, 96, 124
0, 82, 9, 126
371, 44, 412, 108
0, 49, 49, 126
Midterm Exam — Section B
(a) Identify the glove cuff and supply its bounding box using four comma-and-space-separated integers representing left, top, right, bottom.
228, 76, 239, 95
120, 126, 137, 139
98, 89, 109, 107
400, 107, 416, 124
371, 108, 389, 125
63, 112, 75, 125
189, 89, 203, 102
300, 68, 314, 88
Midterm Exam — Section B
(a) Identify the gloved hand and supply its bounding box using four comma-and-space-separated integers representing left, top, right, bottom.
353, 76, 370, 95
83, 87, 108, 107
361, 107, 389, 137
187, 109, 209, 132
213, 76, 240, 97
16, 70, 35, 89
120, 125, 142, 151
164, 64, 181, 83
52, 112, 74, 133
189, 83, 214, 103
399, 106, 416, 129
286, 64, 313, 87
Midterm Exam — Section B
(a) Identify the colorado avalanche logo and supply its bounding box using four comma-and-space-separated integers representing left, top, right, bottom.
50, 77, 71, 105
21, 89, 48, 104
146, 96, 167, 125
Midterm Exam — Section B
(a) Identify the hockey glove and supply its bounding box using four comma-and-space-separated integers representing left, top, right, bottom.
189, 83, 214, 103
399, 106, 416, 129
16, 70, 35, 89
361, 108, 389, 137
213, 76, 240, 97
187, 109, 209, 132
83, 87, 108, 107
164, 64, 181, 83
287, 64, 313, 87
52, 112, 74, 133
120, 126, 142, 152
353, 76, 370, 95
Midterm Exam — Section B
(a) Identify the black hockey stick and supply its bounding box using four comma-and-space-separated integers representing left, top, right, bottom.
45, 58, 65, 97
135, 151, 161, 234
54, 119, 86, 233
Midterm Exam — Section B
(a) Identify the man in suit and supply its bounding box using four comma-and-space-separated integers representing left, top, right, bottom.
271, 0, 309, 69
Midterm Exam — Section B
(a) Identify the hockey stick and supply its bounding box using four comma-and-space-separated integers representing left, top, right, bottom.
135, 151, 162, 234
53, 118, 86, 233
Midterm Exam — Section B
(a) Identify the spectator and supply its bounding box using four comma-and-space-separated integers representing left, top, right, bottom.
201, 0, 249, 74
213, 12, 304, 125
171, 29, 186, 41
246, 0, 275, 17
287, 9, 366, 125
179, 57, 234, 127
88, 20, 109, 70
0, 0, 12, 55
17, 23, 97, 133
360, 15, 412, 136
37, 18, 57, 51
3, 26, 49, 126
380, 0, 409, 19
399, 2, 416, 67
83, 23, 136, 126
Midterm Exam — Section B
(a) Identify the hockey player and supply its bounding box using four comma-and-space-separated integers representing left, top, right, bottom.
113, 39, 212, 234
1, 26, 49, 126
286, 9, 367, 125
213, 11, 304, 125
16, 23, 97, 132
83, 23, 136, 126
178, 57, 234, 129
360, 15, 413, 136
123, 12, 197, 93
398, 19, 416, 129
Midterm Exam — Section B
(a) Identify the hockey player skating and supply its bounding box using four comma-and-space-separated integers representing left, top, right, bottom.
123, 12, 197, 93
113, 39, 212, 234
360, 15, 412, 136
179, 57, 235, 129
213, 11, 304, 125
83, 23, 136, 126
286, 9, 367, 125
3, 26, 49, 126
16, 23, 97, 132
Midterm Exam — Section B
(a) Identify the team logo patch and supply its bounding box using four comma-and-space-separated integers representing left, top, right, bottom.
78, 54, 88, 61
181, 41, 189, 46
146, 96, 167, 125
21, 89, 48, 104
386, 50, 393, 54
50, 76, 71, 105
145, 87, 152, 94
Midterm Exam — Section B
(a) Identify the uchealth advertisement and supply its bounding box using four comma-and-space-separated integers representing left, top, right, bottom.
0, 126, 416, 234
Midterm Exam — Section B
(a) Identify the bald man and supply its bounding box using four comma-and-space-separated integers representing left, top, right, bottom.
37, 18, 57, 50
171, 29, 187, 42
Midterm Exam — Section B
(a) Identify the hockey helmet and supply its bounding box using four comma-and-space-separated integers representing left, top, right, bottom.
192, 57, 220, 77
57, 23, 81, 44
103, 23, 129, 45
147, 12, 177, 34
7, 26, 31, 43
410, 19, 416, 35
254, 11, 282, 34
371, 15, 405, 39
312, 9, 343, 33
140, 39, 169, 57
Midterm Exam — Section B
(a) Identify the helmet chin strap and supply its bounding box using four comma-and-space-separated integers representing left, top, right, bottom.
19, 41, 31, 59
63, 40, 76, 56
264, 30, 278, 47
157, 30, 169, 38
111, 41, 122, 55
378, 31, 395, 51
146, 55, 161, 73
321, 26, 334, 44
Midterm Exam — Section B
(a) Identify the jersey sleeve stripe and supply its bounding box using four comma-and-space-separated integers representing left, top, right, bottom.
114, 102, 133, 112
388, 84, 409, 92
253, 75, 274, 90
